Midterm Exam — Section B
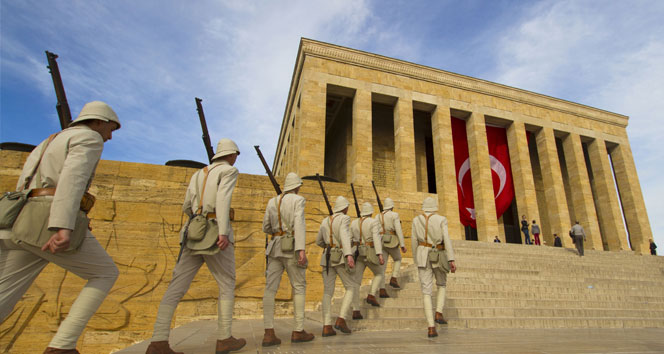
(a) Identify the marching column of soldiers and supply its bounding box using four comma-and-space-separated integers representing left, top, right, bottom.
0, 101, 457, 354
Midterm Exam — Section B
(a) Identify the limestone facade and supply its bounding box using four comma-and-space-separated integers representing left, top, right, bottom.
273, 38, 652, 251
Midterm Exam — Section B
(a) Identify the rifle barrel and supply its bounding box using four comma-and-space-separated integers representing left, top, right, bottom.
45, 51, 72, 130
316, 173, 333, 215
371, 180, 384, 212
350, 183, 361, 217
195, 97, 215, 163
254, 145, 282, 195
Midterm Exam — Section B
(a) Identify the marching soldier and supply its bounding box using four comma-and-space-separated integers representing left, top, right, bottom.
316, 196, 356, 336
0, 101, 121, 353
261, 172, 315, 346
350, 202, 385, 319
146, 138, 245, 354
411, 197, 456, 338
376, 197, 406, 297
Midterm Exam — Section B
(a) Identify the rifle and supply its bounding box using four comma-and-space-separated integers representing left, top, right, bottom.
45, 51, 72, 129
177, 213, 195, 263
255, 146, 282, 271
316, 173, 333, 274
350, 183, 361, 261
350, 183, 361, 217
371, 180, 384, 213
195, 98, 215, 163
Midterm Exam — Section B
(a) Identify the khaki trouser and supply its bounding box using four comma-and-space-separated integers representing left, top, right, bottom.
382, 246, 402, 279
0, 234, 118, 349
417, 265, 448, 327
152, 244, 236, 341
352, 256, 384, 311
321, 264, 356, 325
263, 254, 306, 331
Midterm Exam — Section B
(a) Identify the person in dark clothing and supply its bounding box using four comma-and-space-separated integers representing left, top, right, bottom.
520, 215, 531, 245
650, 239, 657, 256
494, 236, 501, 243
553, 234, 562, 247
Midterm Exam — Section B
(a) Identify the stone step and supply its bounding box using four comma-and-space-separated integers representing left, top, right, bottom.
447, 298, 664, 310
444, 307, 664, 319
448, 317, 664, 329
449, 275, 664, 290
445, 290, 664, 303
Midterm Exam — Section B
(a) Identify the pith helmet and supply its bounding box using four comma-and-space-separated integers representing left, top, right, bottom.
283, 172, 303, 192
360, 202, 374, 217
333, 196, 350, 213
422, 197, 438, 212
384, 197, 394, 210
70, 101, 121, 128
212, 138, 240, 161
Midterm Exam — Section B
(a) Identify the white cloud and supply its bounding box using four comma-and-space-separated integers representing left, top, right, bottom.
489, 0, 664, 248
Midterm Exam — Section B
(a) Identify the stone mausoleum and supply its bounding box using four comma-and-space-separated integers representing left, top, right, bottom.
273, 38, 653, 253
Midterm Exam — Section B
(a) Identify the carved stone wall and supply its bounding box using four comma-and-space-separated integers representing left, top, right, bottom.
0, 149, 429, 353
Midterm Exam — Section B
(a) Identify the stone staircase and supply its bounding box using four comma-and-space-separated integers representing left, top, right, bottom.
306, 240, 664, 330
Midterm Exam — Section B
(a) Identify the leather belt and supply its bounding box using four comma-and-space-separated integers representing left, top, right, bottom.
206, 212, 216, 219
271, 231, 286, 240
365, 241, 374, 247
418, 241, 445, 250
28, 188, 95, 213
352, 241, 360, 247
199, 209, 234, 221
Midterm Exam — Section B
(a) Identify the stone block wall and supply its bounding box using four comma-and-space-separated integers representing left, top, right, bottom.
0, 149, 430, 353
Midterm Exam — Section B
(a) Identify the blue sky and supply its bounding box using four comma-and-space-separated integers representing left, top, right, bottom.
1, 0, 663, 248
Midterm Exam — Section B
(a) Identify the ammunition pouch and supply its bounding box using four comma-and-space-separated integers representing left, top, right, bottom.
280, 233, 294, 252
12, 197, 88, 252
329, 247, 343, 264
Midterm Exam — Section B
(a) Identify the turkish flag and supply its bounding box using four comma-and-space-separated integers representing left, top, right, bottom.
451, 118, 515, 228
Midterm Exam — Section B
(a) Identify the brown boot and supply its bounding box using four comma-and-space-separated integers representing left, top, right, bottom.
334, 317, 352, 334
352, 310, 364, 319
379, 288, 390, 298
366, 294, 380, 307
322, 325, 336, 337
262, 328, 281, 347
427, 326, 438, 338
43, 348, 79, 354
215, 336, 246, 354
389, 277, 401, 289
145, 341, 184, 354
291, 330, 315, 343
435, 311, 447, 325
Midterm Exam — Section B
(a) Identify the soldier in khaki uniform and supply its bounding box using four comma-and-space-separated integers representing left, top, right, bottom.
0, 101, 121, 354
146, 139, 245, 354
376, 197, 406, 296
316, 196, 356, 336
261, 172, 314, 346
350, 202, 385, 319
411, 197, 456, 338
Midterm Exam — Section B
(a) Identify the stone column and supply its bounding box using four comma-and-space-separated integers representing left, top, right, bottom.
561, 133, 602, 250
506, 120, 540, 244
466, 112, 498, 241
349, 88, 373, 186
535, 127, 572, 247
431, 104, 462, 239
296, 75, 326, 177
609, 143, 651, 253
587, 138, 629, 251
394, 95, 417, 192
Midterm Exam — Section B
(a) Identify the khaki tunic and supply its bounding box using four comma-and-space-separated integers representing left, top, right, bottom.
0, 125, 118, 349
376, 210, 405, 249
411, 212, 455, 294
316, 212, 353, 266
262, 193, 307, 258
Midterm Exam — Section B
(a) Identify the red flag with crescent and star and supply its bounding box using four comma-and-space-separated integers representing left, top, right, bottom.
451, 117, 515, 228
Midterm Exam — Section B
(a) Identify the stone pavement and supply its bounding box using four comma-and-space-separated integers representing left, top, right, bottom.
115, 318, 664, 353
